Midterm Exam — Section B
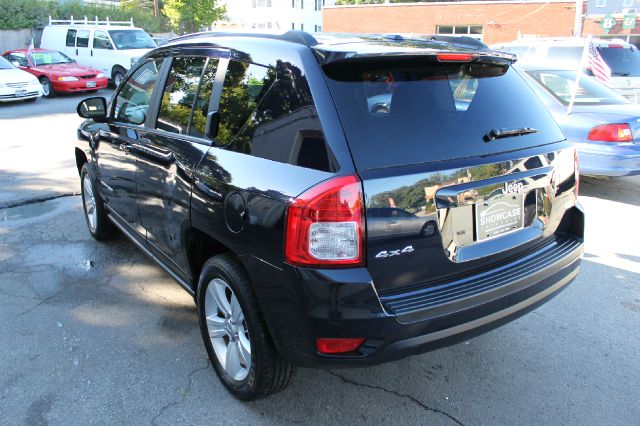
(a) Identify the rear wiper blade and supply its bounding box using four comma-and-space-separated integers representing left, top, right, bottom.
483, 127, 538, 142
612, 72, 631, 76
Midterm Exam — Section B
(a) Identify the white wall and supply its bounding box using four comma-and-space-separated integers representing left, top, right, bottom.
217, 0, 334, 32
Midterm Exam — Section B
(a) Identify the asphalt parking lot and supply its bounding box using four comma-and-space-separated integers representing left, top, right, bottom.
1, 93, 639, 425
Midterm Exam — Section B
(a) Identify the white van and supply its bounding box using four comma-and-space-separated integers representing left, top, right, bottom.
492, 37, 640, 103
41, 17, 156, 87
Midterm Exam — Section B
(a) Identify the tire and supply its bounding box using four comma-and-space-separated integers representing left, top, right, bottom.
197, 254, 294, 400
40, 77, 55, 98
111, 66, 126, 88
80, 164, 114, 241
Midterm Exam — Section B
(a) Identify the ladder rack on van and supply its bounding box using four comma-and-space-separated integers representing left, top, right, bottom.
48, 16, 135, 27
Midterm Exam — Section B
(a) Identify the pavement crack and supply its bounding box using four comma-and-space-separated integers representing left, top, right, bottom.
0, 288, 37, 301
326, 370, 465, 426
0, 193, 80, 209
150, 362, 210, 425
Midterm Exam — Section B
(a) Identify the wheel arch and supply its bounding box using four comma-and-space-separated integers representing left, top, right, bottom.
185, 226, 238, 294
75, 147, 88, 176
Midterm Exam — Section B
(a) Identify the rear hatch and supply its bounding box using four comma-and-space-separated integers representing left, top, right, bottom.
322, 52, 578, 294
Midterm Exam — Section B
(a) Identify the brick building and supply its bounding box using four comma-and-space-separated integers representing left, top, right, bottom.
323, 1, 640, 46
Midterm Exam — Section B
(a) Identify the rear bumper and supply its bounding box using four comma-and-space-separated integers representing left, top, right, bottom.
243, 206, 585, 369
577, 142, 640, 177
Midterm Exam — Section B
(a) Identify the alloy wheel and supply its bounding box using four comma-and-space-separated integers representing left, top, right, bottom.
41, 80, 50, 97
82, 173, 97, 232
204, 278, 251, 381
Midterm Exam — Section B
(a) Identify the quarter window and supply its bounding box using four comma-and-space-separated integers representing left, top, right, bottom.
436, 25, 483, 40
157, 57, 208, 135
65, 29, 77, 47
217, 61, 275, 145
114, 59, 163, 125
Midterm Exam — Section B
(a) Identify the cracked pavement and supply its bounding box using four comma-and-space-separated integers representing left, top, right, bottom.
1, 92, 640, 425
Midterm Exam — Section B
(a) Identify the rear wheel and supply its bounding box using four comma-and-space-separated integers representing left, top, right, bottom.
80, 164, 114, 241
197, 254, 294, 400
40, 77, 55, 98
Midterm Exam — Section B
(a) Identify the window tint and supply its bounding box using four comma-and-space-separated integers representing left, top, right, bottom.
191, 59, 219, 138
323, 60, 564, 170
66, 29, 77, 47
93, 31, 112, 49
114, 59, 163, 125
599, 46, 640, 77
217, 60, 275, 145
227, 61, 334, 172
76, 30, 90, 48
157, 57, 207, 135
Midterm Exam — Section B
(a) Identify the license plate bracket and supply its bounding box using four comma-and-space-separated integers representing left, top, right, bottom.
15, 89, 27, 97
475, 194, 524, 241
86, 81, 97, 88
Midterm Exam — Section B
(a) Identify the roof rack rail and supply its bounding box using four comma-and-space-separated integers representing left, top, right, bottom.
169, 30, 318, 47
48, 16, 135, 27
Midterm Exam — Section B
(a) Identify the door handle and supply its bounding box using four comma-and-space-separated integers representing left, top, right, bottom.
131, 143, 174, 164
194, 178, 224, 202
119, 143, 132, 153
76, 48, 78, 56
91, 49, 93, 57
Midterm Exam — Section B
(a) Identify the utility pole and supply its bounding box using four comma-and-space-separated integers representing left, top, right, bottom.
153, 0, 159, 17
574, 0, 583, 37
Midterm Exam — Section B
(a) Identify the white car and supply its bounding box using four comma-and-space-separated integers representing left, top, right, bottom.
40, 18, 156, 87
492, 37, 640, 103
0, 56, 42, 102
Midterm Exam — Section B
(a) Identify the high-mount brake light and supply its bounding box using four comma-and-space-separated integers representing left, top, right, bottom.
285, 175, 365, 267
436, 53, 477, 62
587, 123, 633, 143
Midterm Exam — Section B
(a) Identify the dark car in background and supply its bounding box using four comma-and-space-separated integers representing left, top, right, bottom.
520, 66, 640, 176
74, 31, 584, 400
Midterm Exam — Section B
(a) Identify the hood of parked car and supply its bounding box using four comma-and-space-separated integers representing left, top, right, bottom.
31, 63, 102, 77
0, 67, 38, 84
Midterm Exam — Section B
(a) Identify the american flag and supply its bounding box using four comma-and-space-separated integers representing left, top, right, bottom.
587, 40, 611, 83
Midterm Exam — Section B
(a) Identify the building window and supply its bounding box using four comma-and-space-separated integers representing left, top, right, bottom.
253, 0, 272, 7
315, 25, 322, 32
301, 23, 304, 31
623, 0, 632, 6
292, 22, 295, 30
436, 25, 483, 40
596, 0, 606, 6
292, 0, 302, 7
315, 0, 322, 11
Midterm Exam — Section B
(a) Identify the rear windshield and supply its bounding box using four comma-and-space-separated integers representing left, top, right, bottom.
323, 58, 564, 170
599, 46, 640, 77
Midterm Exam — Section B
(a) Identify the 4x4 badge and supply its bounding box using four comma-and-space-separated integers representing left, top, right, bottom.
375, 246, 415, 258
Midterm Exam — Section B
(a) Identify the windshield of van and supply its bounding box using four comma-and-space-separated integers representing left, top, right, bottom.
108, 29, 156, 49
526, 69, 628, 105
323, 58, 564, 170
29, 50, 73, 65
0, 56, 14, 69
598, 46, 640, 77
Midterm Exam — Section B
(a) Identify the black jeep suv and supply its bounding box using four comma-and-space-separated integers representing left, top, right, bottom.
75, 31, 584, 400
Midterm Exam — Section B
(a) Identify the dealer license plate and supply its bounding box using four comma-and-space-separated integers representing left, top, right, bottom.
86, 81, 97, 88
15, 89, 27, 97
475, 194, 524, 241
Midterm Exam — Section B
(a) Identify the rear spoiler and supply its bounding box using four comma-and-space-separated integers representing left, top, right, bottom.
316, 49, 517, 67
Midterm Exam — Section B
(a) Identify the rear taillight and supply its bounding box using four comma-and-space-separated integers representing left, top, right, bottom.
608, 44, 624, 48
285, 175, 365, 267
587, 123, 633, 143
316, 338, 365, 354
436, 53, 477, 62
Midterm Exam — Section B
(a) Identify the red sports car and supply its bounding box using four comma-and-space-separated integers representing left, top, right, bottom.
2, 48, 108, 98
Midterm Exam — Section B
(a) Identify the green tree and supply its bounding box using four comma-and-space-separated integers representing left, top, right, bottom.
162, 0, 225, 34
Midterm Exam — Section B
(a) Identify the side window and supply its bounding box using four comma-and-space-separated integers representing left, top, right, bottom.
156, 56, 208, 135
76, 30, 90, 48
6, 53, 28, 67
229, 61, 335, 172
66, 29, 77, 47
114, 59, 163, 125
190, 59, 219, 138
93, 31, 112, 49
217, 60, 275, 145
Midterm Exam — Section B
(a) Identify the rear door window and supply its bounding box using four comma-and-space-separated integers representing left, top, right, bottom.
599, 46, 640, 77
156, 56, 208, 135
323, 58, 564, 170
190, 59, 219, 138
76, 30, 90, 48
65, 29, 77, 47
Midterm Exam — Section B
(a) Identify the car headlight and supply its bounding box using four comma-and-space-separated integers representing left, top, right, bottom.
58, 76, 79, 82
30, 78, 39, 85
131, 57, 140, 67
96, 73, 106, 79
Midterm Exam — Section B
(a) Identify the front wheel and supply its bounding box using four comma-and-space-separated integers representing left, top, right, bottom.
80, 164, 114, 241
197, 254, 294, 400
40, 77, 55, 98
111, 67, 126, 88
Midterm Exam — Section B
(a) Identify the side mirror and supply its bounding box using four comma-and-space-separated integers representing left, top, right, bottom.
205, 110, 219, 140
77, 97, 108, 122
